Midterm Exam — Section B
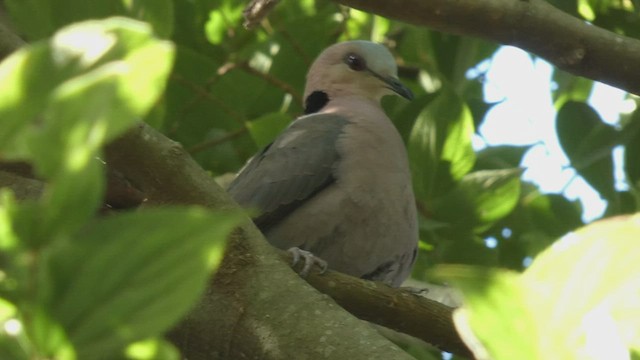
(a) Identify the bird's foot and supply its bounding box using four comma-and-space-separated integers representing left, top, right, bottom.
402, 286, 430, 297
287, 247, 328, 277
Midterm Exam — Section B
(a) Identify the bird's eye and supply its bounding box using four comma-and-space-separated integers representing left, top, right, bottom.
345, 53, 366, 71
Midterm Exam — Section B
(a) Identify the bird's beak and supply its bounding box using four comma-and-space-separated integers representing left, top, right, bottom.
384, 76, 414, 100
367, 69, 414, 100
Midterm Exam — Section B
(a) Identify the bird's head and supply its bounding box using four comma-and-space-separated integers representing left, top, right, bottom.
303, 41, 413, 114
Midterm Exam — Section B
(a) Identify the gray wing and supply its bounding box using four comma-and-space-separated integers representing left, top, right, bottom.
227, 113, 349, 231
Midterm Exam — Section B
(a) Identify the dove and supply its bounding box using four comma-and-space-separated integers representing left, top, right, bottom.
228, 41, 418, 287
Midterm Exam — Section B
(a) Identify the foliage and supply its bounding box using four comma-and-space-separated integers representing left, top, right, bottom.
0, 0, 639, 359
0, 16, 241, 359
436, 214, 640, 359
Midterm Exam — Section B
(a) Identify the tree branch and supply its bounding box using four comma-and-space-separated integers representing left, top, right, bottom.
332, 0, 640, 95
289, 252, 471, 357
104, 123, 469, 359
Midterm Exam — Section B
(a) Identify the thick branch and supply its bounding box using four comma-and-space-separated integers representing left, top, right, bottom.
333, 0, 640, 95
286, 252, 471, 357
0, 169, 43, 200
104, 123, 431, 359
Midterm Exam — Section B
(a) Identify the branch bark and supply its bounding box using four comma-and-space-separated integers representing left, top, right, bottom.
104, 123, 471, 359
0, 122, 472, 356
332, 0, 640, 95
296, 254, 471, 357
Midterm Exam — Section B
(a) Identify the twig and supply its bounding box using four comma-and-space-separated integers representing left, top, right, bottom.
171, 73, 246, 125
243, 0, 281, 29
235, 61, 303, 104
187, 126, 248, 154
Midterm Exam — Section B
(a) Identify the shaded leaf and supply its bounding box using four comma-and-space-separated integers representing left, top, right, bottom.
556, 101, 616, 200
246, 112, 291, 148
125, 0, 175, 38
624, 112, 640, 190
434, 169, 522, 232
525, 193, 583, 239
5, 0, 175, 41
46, 208, 242, 357
475, 145, 530, 170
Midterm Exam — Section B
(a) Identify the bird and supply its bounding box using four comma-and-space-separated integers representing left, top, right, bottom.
227, 40, 418, 287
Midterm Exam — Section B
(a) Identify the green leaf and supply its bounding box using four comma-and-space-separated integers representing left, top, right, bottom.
438, 236, 499, 266
44, 208, 242, 357
5, 0, 175, 41
27, 306, 75, 359
0, 298, 23, 359
0, 17, 174, 241
552, 69, 594, 104
409, 89, 475, 200
124, 0, 175, 38
433, 266, 540, 359
434, 169, 522, 232
205, 2, 244, 45
556, 101, 616, 201
475, 145, 531, 170
624, 113, 640, 191
246, 112, 291, 148
525, 193, 584, 239
5, 0, 126, 40
438, 214, 640, 359
0, 190, 20, 251
4, 0, 56, 40
0, 17, 174, 154
125, 338, 180, 360
523, 214, 640, 359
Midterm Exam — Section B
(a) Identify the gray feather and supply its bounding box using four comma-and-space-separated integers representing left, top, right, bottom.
227, 113, 349, 231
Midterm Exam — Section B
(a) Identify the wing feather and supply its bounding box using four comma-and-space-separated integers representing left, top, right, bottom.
227, 113, 349, 231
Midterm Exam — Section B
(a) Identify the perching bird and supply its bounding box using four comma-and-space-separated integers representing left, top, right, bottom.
228, 41, 418, 287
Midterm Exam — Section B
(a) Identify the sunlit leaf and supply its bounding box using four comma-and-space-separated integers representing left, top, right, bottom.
205, 3, 244, 45
524, 214, 640, 359
438, 214, 640, 359
0, 297, 25, 360
409, 89, 475, 200
434, 169, 522, 232
552, 69, 594, 104
0, 17, 174, 241
434, 266, 541, 359
125, 338, 180, 360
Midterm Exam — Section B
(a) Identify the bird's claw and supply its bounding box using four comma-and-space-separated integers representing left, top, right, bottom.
403, 286, 430, 297
287, 247, 328, 277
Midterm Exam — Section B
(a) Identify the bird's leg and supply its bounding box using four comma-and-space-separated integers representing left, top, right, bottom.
287, 247, 328, 277
402, 286, 430, 296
